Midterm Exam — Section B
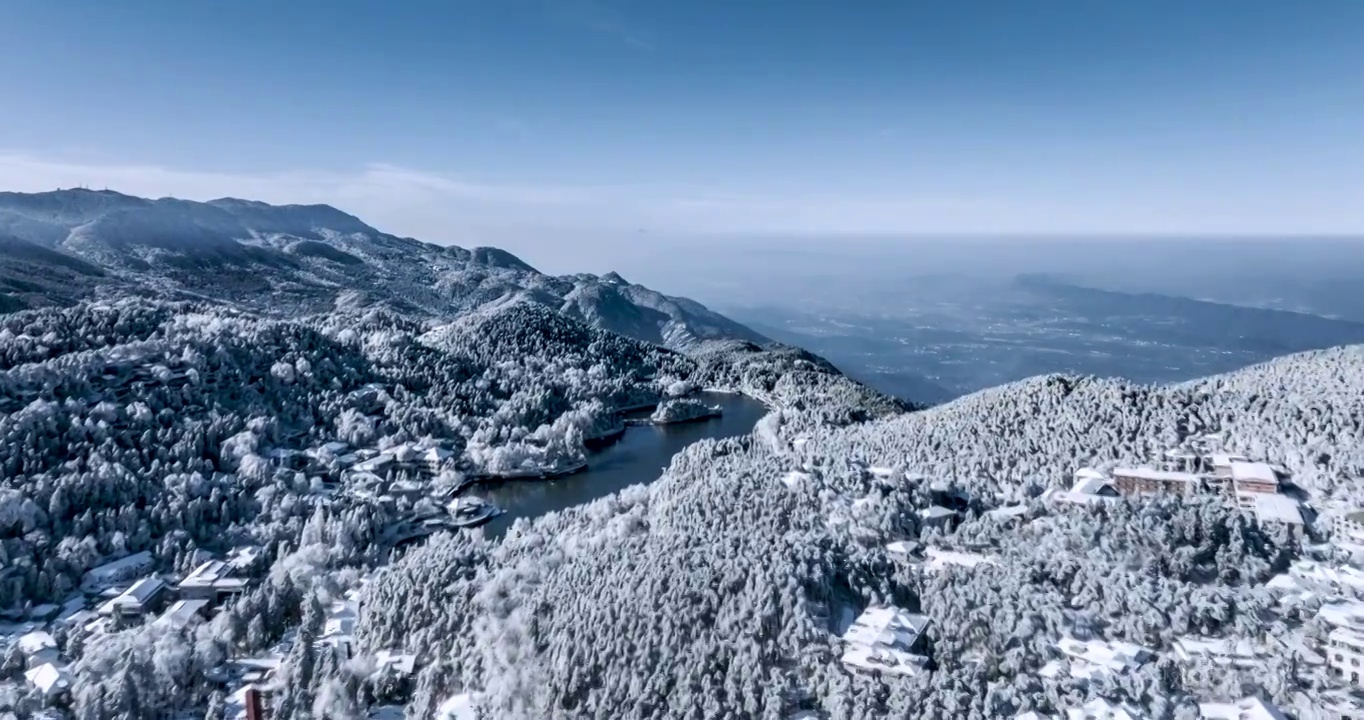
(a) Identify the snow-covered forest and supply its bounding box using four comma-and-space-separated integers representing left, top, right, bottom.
0, 294, 890, 719
347, 346, 1364, 720
3, 190, 1364, 720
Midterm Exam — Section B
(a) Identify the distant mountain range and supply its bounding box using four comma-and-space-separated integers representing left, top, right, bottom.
727, 271, 1364, 405
0, 189, 767, 351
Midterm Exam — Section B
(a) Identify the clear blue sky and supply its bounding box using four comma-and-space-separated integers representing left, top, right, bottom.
2, 0, 1363, 247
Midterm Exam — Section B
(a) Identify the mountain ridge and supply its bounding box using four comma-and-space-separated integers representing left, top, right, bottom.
0, 188, 769, 352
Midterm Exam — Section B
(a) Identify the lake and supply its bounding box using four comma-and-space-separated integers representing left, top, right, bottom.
472, 391, 770, 537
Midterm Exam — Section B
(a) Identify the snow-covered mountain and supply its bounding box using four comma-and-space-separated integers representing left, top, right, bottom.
0, 188, 768, 350
7, 188, 1362, 720
372, 343, 1364, 719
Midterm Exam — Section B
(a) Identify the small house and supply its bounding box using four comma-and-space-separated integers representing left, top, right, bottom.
97, 576, 166, 617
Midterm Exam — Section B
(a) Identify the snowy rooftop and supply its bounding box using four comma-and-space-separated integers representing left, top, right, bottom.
885, 540, 916, 556
1069, 474, 1113, 496
842, 607, 930, 649
986, 504, 1030, 520
425, 447, 454, 462
840, 644, 928, 677
1112, 467, 1200, 483
1318, 601, 1364, 631
24, 663, 71, 696
82, 550, 155, 588
1329, 626, 1364, 651
1230, 461, 1278, 484
180, 560, 247, 589
17, 630, 57, 656
1064, 698, 1145, 720
374, 649, 417, 676
158, 599, 210, 628
1196, 697, 1287, 720
839, 606, 930, 676
922, 547, 996, 572
1056, 637, 1151, 676
1211, 453, 1249, 467
226, 545, 263, 569
437, 692, 481, 720
919, 505, 956, 520
1171, 635, 1262, 666
98, 576, 165, 614
1252, 494, 1303, 525
1287, 558, 1364, 587
353, 455, 395, 473
1046, 488, 1119, 507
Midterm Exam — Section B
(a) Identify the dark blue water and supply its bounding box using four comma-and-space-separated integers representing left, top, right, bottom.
474, 392, 768, 537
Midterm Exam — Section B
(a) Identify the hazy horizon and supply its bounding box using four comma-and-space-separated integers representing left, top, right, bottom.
5, 0, 1364, 265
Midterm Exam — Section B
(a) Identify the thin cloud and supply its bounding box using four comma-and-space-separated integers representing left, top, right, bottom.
1, 151, 1344, 240
0, 152, 639, 242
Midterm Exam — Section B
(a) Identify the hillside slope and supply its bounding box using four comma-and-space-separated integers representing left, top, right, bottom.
366, 345, 1364, 719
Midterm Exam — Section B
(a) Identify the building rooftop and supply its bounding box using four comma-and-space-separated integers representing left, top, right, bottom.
158, 599, 210, 628
840, 644, 929, 677
123, 577, 165, 604
437, 692, 481, 720
81, 550, 155, 589
1171, 635, 1262, 667
923, 547, 996, 572
1318, 601, 1364, 631
181, 560, 232, 586
1196, 697, 1287, 720
17, 630, 57, 657
374, 650, 417, 676
97, 576, 165, 615
1252, 494, 1303, 525
919, 505, 956, 520
352, 455, 395, 474
1064, 698, 1145, 720
1329, 626, 1364, 648
24, 663, 71, 696
1230, 461, 1278, 485
1112, 467, 1200, 483
986, 504, 1030, 520
839, 606, 931, 676
1055, 637, 1151, 678
843, 607, 931, 649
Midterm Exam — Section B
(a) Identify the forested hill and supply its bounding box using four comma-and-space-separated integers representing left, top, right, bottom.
369, 345, 1364, 719
0, 294, 895, 718
0, 188, 768, 351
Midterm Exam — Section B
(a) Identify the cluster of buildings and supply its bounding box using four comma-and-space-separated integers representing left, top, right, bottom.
223, 575, 421, 720
0, 356, 205, 414
1039, 637, 1152, 683
1017, 696, 1288, 720
3, 545, 262, 705
1051, 452, 1304, 527
839, 606, 931, 678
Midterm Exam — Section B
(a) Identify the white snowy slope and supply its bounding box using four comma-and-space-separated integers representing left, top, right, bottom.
0, 188, 769, 351
366, 344, 1364, 719
0, 294, 887, 719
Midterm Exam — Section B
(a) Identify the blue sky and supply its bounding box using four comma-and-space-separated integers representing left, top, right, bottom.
2, 0, 1363, 249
